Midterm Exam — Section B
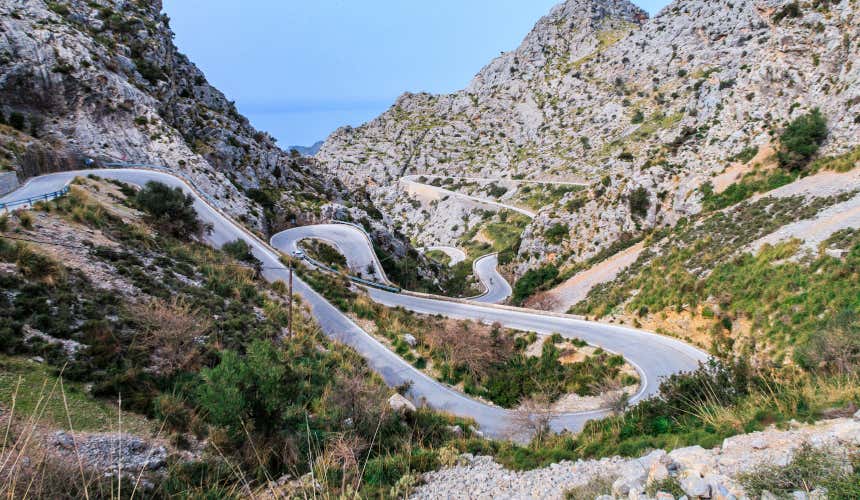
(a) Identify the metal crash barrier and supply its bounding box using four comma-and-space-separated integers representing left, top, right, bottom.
0, 186, 71, 213
299, 253, 402, 294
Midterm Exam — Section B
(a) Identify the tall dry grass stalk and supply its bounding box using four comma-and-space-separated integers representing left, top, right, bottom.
1, 367, 170, 499
688, 374, 860, 432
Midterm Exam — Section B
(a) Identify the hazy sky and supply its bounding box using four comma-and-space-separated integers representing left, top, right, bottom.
163, 1, 670, 147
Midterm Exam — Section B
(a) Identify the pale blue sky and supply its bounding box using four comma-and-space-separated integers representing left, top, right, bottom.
163, 1, 670, 147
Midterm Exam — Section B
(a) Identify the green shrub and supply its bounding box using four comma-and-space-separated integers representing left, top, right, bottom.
485, 183, 508, 198
134, 58, 165, 84
808, 146, 860, 174
545, 223, 569, 245
155, 394, 191, 432
8, 112, 26, 131
565, 475, 614, 498
47, 2, 70, 16
732, 145, 759, 164
300, 239, 347, 269
221, 238, 259, 266
631, 110, 644, 124
778, 109, 828, 170
628, 187, 650, 219
9, 243, 63, 283
513, 265, 559, 304
700, 170, 796, 211
646, 477, 685, 497
739, 444, 859, 498
773, 2, 802, 23
135, 181, 205, 237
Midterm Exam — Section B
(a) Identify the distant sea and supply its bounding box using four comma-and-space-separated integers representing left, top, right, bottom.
241, 101, 390, 152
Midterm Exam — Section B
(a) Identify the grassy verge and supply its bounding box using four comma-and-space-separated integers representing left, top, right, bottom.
739, 443, 860, 498
293, 273, 634, 410
0, 354, 152, 434
700, 169, 796, 211
456, 362, 858, 472
512, 233, 643, 305
425, 249, 451, 266
299, 238, 348, 269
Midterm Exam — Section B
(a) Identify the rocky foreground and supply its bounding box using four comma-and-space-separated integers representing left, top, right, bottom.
411, 415, 860, 499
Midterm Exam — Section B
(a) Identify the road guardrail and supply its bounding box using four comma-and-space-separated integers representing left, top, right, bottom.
300, 253, 402, 293
0, 185, 71, 213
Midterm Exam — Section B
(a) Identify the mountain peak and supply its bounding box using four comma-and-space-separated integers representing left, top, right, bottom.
468, 0, 647, 90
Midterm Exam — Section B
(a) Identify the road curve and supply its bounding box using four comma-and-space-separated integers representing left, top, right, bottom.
271, 223, 389, 283
470, 254, 513, 304
3, 168, 709, 439
401, 175, 536, 218
398, 175, 589, 302
421, 246, 466, 266
274, 225, 514, 303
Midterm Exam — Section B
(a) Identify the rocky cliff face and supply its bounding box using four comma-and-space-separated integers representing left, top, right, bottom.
317, 0, 860, 275
0, 0, 331, 231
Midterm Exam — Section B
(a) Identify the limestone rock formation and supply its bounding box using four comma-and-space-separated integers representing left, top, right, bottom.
0, 0, 329, 231
317, 0, 860, 276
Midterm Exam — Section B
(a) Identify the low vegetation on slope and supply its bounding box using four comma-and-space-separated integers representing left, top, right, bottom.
513, 184, 584, 212
3, 176, 858, 497
0, 178, 474, 497
299, 238, 348, 270
573, 191, 859, 366
289, 271, 635, 410
459, 360, 858, 475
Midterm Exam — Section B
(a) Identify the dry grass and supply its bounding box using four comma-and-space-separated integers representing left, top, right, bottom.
563, 474, 615, 499
130, 297, 211, 377
509, 394, 556, 444
0, 369, 167, 499
690, 375, 860, 434
425, 321, 513, 379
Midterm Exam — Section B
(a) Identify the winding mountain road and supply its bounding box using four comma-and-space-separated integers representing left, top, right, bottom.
2, 167, 709, 438
420, 246, 466, 266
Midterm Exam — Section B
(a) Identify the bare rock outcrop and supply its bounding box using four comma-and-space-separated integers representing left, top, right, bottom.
317, 0, 860, 277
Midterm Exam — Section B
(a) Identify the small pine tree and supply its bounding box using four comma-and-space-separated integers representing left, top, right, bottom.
778, 108, 828, 171
8, 112, 25, 131
629, 187, 651, 219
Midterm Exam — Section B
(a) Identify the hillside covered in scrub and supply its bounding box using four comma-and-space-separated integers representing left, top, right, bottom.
3, 174, 858, 498
0, 176, 481, 497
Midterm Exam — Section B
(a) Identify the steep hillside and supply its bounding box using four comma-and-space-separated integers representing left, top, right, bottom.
317, 0, 860, 278
0, 0, 333, 232
0, 0, 447, 286
0, 176, 479, 497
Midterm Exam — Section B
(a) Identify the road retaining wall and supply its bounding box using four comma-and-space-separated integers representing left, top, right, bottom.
0, 171, 19, 196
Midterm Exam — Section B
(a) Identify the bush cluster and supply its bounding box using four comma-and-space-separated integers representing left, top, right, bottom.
135, 181, 206, 237
778, 109, 828, 171
512, 264, 559, 304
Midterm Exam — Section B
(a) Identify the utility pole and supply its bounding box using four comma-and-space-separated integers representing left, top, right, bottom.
287, 264, 293, 338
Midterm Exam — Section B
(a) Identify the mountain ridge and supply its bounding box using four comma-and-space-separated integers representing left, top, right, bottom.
316, 0, 860, 281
